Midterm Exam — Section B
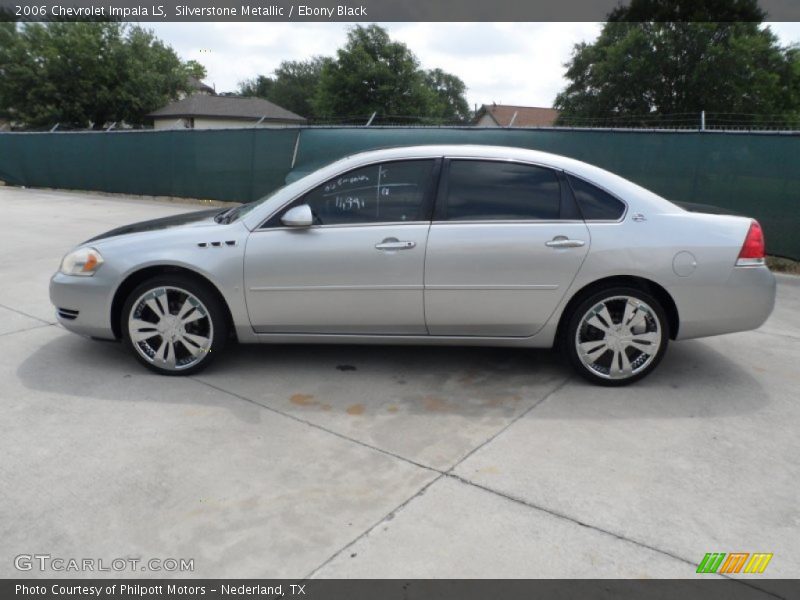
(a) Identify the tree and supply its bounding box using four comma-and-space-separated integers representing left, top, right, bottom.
239, 57, 329, 118
238, 75, 275, 100
314, 25, 469, 122
424, 68, 471, 121
238, 25, 470, 123
184, 60, 208, 81
0, 22, 203, 128
554, 0, 800, 125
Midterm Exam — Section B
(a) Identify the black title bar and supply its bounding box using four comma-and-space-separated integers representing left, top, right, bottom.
2, 0, 800, 22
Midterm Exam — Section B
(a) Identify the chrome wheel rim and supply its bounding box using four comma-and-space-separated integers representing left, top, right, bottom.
128, 286, 213, 371
575, 295, 662, 380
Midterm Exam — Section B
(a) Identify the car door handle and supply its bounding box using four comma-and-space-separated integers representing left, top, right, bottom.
545, 237, 586, 248
375, 239, 416, 251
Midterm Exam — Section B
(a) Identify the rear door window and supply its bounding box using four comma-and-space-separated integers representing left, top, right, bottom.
442, 160, 562, 221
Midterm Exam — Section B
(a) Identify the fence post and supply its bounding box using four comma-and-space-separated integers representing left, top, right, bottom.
700, 110, 706, 131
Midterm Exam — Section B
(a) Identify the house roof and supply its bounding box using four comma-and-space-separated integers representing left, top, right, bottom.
476, 104, 560, 127
148, 95, 307, 123
187, 76, 215, 95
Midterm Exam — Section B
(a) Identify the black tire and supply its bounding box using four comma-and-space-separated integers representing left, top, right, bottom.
563, 286, 669, 386
121, 274, 229, 376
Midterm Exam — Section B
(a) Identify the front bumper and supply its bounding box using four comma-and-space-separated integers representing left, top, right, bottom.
49, 271, 117, 340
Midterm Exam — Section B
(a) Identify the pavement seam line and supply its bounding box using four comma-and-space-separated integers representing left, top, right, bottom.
189, 377, 450, 581
304, 473, 445, 579
0, 302, 55, 325
0, 322, 56, 338
447, 475, 786, 599
190, 377, 439, 473
190, 374, 788, 595
445, 375, 570, 475
300, 377, 572, 578
192, 373, 569, 478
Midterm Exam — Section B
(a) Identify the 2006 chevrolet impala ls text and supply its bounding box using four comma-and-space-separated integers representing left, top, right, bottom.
50, 145, 776, 385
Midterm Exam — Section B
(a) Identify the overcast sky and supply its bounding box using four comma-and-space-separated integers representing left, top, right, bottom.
148, 22, 800, 110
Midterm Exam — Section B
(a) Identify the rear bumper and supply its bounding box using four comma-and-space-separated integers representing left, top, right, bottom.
49, 272, 116, 340
672, 266, 776, 340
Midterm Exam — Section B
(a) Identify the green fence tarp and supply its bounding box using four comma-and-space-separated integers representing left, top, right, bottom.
0, 126, 797, 259
0, 128, 299, 203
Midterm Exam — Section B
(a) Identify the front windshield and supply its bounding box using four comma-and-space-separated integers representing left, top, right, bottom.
220, 163, 332, 223
214, 186, 286, 224
227, 187, 282, 221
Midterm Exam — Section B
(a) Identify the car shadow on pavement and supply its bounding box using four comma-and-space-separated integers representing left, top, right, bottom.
539, 337, 768, 420
17, 331, 766, 420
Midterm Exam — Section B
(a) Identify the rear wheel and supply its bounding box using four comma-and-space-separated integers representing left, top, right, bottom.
122, 275, 228, 375
564, 286, 669, 386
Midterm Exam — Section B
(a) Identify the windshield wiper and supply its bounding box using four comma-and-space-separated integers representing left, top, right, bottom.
214, 206, 238, 224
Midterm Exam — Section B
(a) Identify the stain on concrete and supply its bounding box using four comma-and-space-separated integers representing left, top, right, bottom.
483, 394, 522, 408
183, 408, 208, 417
290, 393, 316, 406
422, 396, 452, 412
346, 403, 365, 415
477, 465, 500, 475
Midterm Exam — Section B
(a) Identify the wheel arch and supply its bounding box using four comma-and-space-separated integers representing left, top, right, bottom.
554, 275, 680, 345
111, 265, 235, 340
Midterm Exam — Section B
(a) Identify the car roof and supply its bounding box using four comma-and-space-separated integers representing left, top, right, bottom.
334, 144, 584, 171
242, 144, 683, 230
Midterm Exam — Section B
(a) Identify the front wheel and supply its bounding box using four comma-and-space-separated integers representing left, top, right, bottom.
122, 274, 228, 375
564, 287, 669, 386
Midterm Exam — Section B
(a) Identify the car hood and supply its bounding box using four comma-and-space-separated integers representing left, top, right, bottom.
84, 208, 224, 244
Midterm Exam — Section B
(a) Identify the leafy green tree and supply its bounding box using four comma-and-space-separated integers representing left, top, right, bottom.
0, 22, 203, 128
184, 60, 208, 81
424, 68, 471, 121
238, 75, 275, 99
314, 25, 469, 122
554, 0, 800, 125
239, 57, 329, 118
239, 25, 470, 123
606, 0, 765, 22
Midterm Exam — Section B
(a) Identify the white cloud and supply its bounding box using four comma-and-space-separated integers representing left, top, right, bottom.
148, 22, 350, 92
389, 22, 602, 108
765, 21, 800, 45
146, 21, 800, 112
146, 22, 603, 109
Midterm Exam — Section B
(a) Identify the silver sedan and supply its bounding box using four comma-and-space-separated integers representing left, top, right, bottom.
50, 145, 776, 385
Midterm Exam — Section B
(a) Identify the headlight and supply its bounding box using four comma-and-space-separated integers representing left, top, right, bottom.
60, 247, 104, 277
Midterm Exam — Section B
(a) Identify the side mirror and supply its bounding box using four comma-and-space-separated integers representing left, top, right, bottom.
281, 204, 314, 228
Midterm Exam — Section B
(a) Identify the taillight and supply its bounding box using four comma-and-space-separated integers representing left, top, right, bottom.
736, 220, 766, 267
